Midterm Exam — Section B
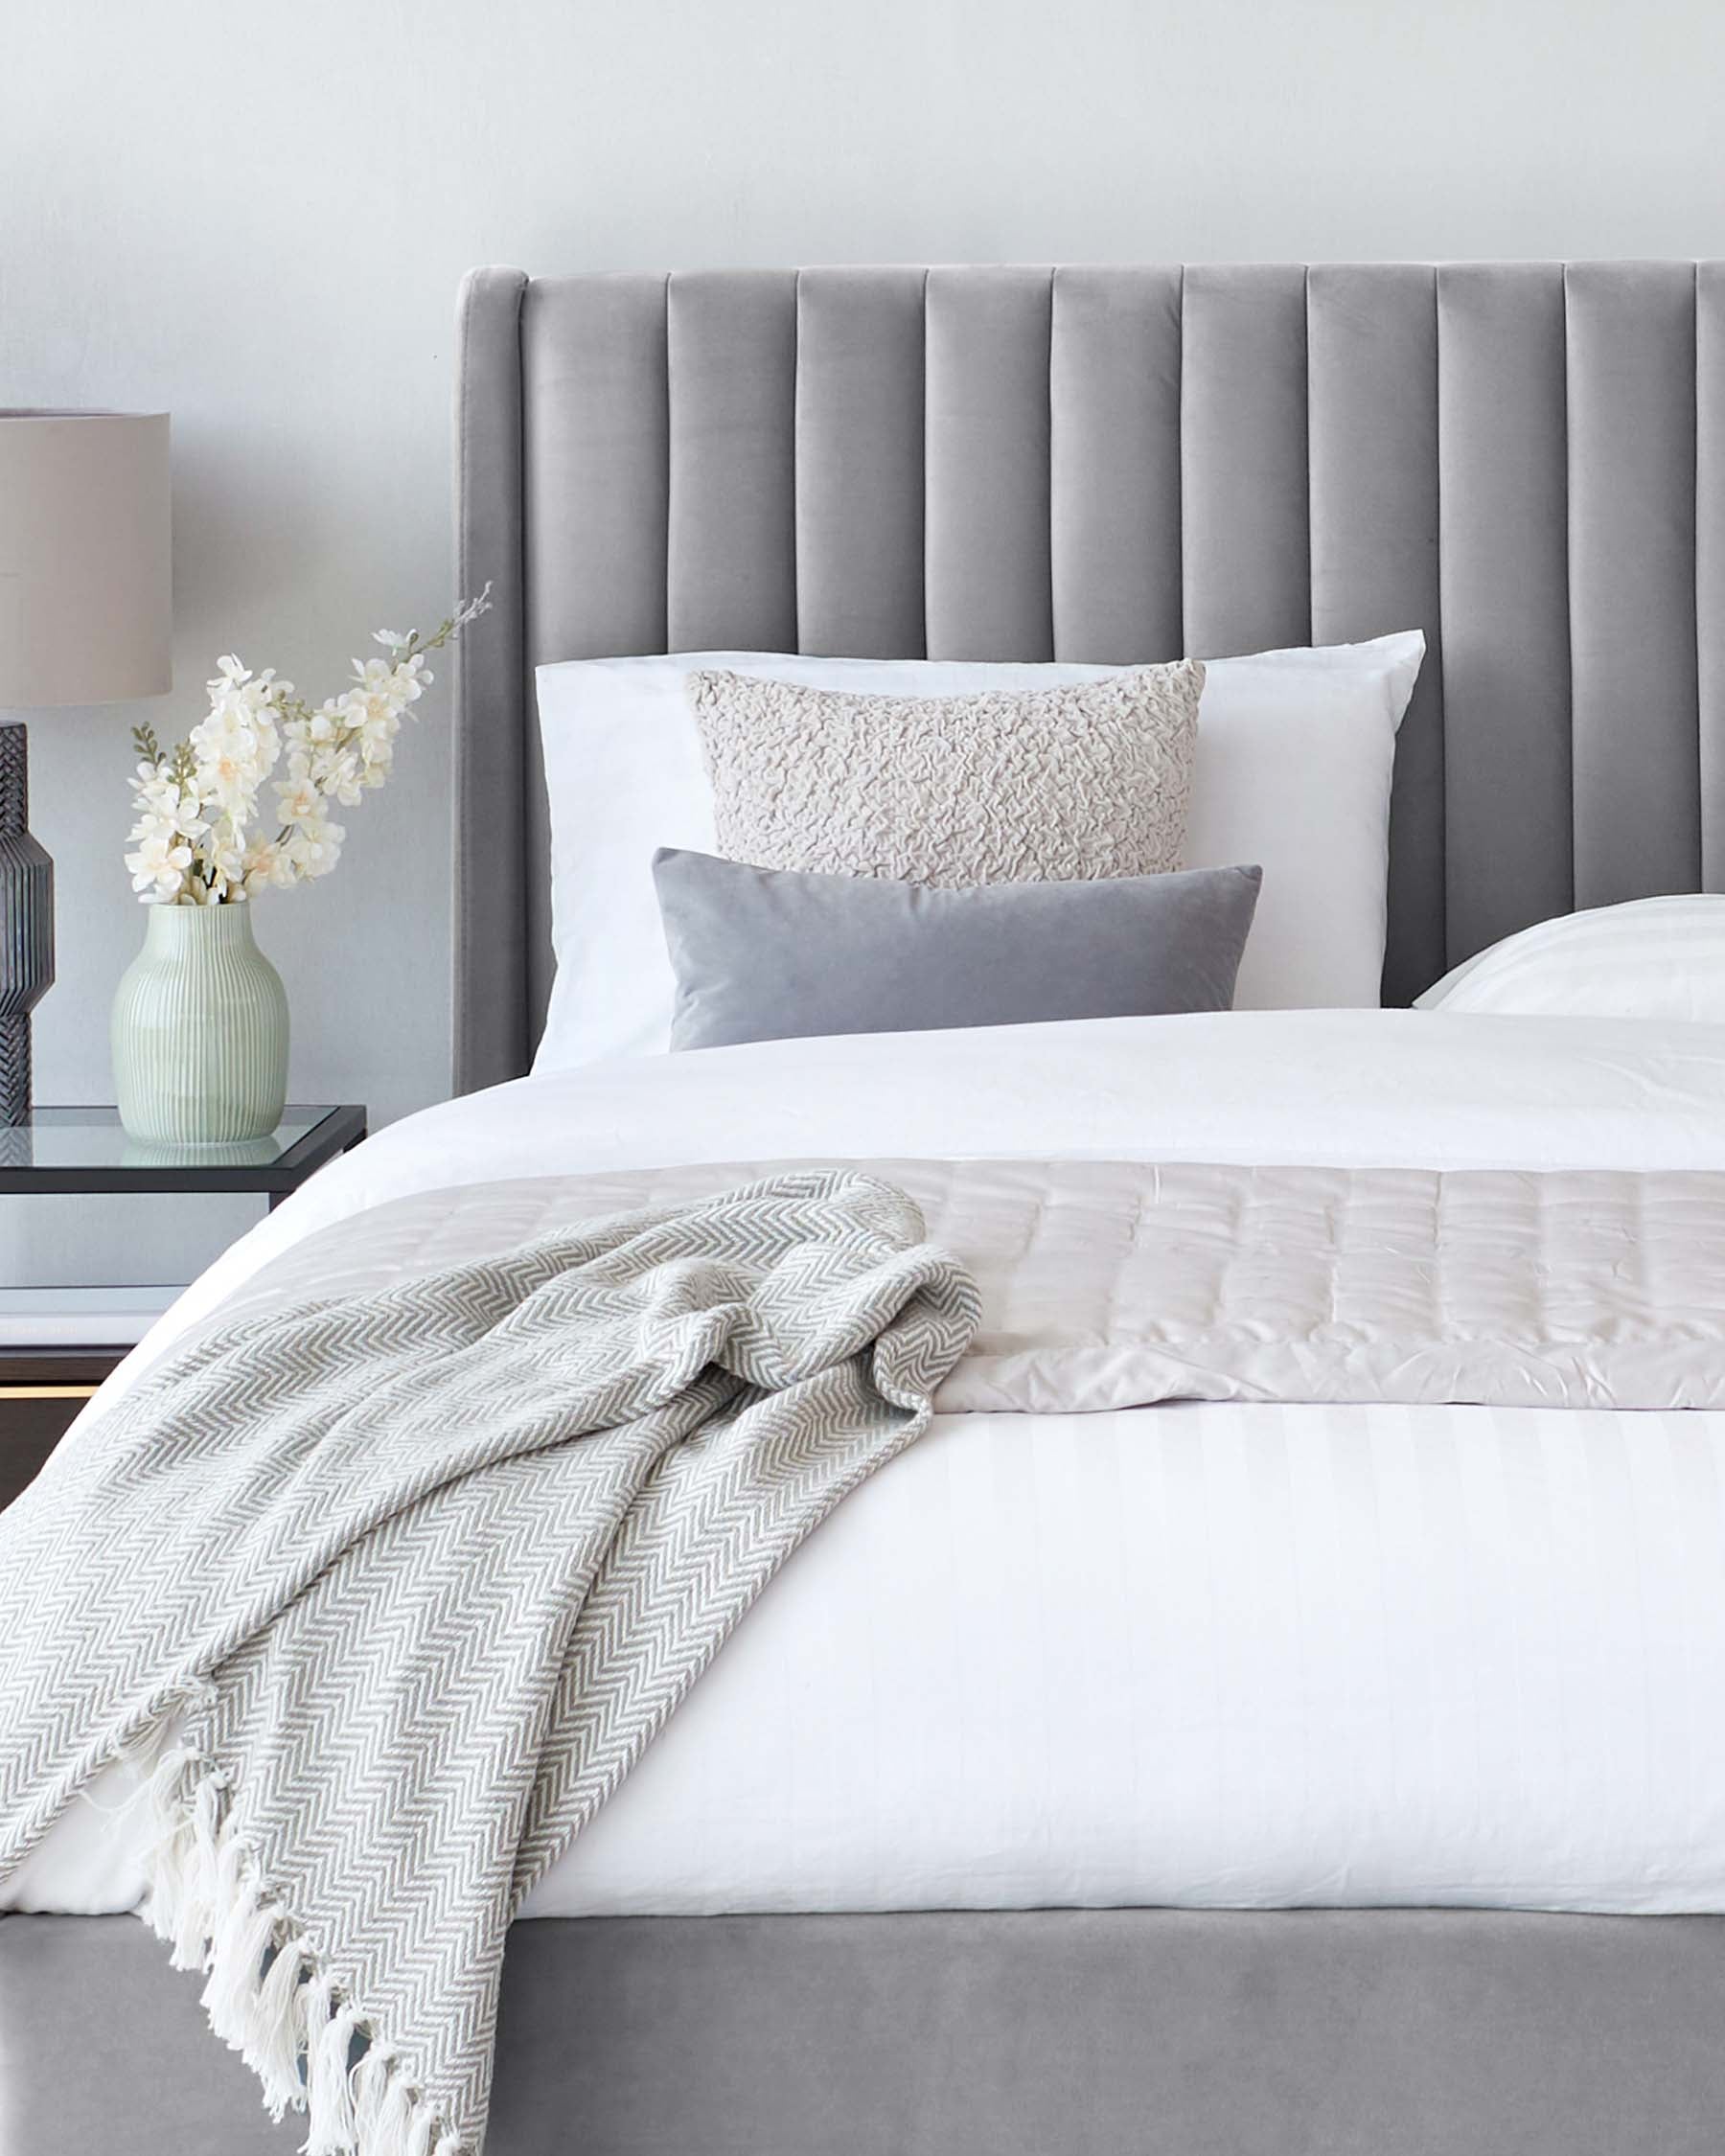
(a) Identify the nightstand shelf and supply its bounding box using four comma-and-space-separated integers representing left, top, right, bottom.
0, 1103, 367, 1508
0, 1102, 367, 1205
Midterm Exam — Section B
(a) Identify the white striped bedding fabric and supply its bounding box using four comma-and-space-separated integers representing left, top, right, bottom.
10, 1006, 1725, 1920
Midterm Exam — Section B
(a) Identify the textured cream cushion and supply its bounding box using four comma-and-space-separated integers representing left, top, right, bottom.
686, 662, 1204, 886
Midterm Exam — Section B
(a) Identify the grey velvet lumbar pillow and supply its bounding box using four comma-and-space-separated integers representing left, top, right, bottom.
653, 848, 1263, 1051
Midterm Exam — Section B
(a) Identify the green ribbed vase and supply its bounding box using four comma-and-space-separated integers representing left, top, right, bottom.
111, 904, 289, 1145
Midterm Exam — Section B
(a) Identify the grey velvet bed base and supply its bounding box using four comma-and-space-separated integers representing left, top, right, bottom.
8, 1908, 1725, 2156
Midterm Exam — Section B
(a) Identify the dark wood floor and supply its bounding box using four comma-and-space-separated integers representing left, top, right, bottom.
0, 1393, 91, 1508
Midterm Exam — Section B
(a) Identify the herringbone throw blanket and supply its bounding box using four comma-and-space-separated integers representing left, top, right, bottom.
0, 1171, 978, 2154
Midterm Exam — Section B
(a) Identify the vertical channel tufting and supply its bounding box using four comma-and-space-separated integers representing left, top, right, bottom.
1565, 263, 1703, 905
1048, 268, 1184, 663
666, 270, 798, 654
1699, 264, 1725, 889
1308, 264, 1444, 1000
1437, 265, 1574, 960
522, 276, 671, 666
924, 267, 1054, 659
1180, 265, 1311, 659
794, 268, 927, 657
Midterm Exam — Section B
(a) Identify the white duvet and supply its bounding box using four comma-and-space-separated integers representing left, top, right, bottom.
12, 1008, 1725, 1919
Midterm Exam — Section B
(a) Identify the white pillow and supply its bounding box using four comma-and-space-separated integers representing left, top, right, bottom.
1415, 896, 1725, 1021
533, 632, 1425, 1071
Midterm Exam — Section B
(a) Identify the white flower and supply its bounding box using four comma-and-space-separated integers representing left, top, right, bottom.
126, 826, 194, 902
314, 748, 364, 807
242, 837, 296, 895
207, 836, 248, 889
372, 629, 410, 651
129, 763, 209, 837
285, 814, 344, 880
351, 654, 392, 691
350, 652, 427, 719
274, 765, 323, 824
195, 750, 260, 818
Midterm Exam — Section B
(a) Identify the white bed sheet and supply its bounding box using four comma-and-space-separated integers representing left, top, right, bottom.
12, 1008, 1725, 1919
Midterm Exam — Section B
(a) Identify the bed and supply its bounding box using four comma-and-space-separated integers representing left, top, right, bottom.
5, 261, 1725, 2155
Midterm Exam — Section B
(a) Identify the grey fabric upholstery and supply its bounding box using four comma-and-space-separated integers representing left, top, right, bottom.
1434, 265, 1574, 957
9, 1909, 1725, 2156
453, 261, 1725, 1093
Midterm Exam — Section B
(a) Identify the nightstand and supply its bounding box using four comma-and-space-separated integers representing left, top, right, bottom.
0, 1103, 367, 1508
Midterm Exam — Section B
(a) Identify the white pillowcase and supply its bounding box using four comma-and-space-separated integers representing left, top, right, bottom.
533, 632, 1425, 1071
1416, 895, 1725, 1022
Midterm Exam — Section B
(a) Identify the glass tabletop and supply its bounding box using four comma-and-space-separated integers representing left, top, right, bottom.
0, 1105, 366, 1187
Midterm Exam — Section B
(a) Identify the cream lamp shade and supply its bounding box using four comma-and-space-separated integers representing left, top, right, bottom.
0, 410, 172, 1128
0, 411, 172, 706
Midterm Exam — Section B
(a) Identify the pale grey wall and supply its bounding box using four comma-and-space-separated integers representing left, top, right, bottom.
3, 0, 1725, 1277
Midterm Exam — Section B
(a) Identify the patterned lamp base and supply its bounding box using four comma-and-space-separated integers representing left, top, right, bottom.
0, 724, 55, 1127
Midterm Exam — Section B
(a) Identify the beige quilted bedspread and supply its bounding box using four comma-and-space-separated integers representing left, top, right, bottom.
222, 1158, 1725, 1414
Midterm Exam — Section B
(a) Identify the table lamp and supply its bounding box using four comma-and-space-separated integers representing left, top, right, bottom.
0, 411, 172, 1124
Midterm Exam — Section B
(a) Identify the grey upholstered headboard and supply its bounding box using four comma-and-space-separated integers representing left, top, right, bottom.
451, 263, 1725, 1094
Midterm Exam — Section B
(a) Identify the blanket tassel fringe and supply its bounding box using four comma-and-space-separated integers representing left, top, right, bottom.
138, 1744, 471, 2156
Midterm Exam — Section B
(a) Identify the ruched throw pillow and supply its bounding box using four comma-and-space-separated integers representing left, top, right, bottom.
685, 662, 1204, 887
